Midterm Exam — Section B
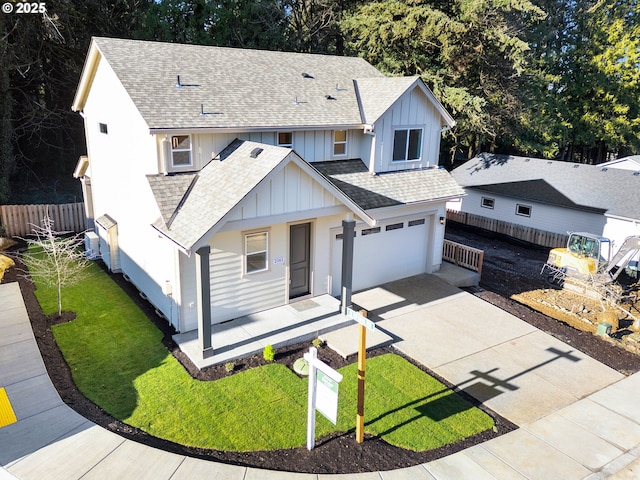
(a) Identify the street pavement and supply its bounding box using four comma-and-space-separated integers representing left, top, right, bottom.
2, 275, 640, 479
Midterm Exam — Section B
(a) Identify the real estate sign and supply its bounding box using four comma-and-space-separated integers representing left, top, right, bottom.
315, 370, 339, 424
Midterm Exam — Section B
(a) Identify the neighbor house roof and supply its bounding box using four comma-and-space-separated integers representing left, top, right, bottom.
313, 160, 465, 211
452, 153, 640, 221
600, 156, 640, 171
147, 140, 374, 252
72, 37, 453, 132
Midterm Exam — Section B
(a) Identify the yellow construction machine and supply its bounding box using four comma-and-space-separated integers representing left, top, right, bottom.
541, 232, 640, 296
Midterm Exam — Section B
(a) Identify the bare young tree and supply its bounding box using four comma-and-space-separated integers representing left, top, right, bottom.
22, 214, 90, 317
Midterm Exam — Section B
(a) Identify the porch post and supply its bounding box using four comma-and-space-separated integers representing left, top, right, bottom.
340, 216, 356, 314
195, 246, 214, 359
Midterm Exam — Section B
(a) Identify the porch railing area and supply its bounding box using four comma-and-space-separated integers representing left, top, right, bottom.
443, 239, 484, 277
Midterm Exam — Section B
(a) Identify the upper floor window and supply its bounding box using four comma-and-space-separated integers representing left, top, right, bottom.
277, 132, 293, 148
392, 128, 422, 162
333, 130, 347, 156
171, 135, 192, 166
98, 123, 108, 134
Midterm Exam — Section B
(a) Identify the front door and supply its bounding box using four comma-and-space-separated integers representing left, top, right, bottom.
289, 223, 311, 299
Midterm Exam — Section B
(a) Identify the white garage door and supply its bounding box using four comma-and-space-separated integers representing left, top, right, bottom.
331, 217, 430, 296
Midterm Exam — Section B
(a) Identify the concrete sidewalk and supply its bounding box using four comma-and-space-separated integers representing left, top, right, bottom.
3, 277, 640, 479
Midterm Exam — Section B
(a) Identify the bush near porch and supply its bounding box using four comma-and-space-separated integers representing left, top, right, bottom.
30, 256, 494, 451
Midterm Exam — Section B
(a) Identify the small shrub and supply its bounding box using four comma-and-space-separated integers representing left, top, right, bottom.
312, 338, 323, 348
224, 361, 235, 373
263, 344, 275, 362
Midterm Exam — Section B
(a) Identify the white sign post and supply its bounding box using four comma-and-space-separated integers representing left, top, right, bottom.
304, 347, 343, 450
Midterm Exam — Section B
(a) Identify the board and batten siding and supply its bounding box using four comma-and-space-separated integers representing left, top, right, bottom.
225, 162, 343, 222
372, 87, 442, 173
180, 129, 370, 175
461, 190, 606, 236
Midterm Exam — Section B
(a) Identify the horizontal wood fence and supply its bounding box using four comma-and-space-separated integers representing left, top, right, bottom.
443, 239, 484, 277
446, 209, 568, 249
0, 203, 86, 237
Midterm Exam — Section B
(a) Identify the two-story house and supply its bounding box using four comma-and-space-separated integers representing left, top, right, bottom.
72, 37, 463, 360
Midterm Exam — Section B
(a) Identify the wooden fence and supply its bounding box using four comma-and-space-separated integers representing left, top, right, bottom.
0, 203, 86, 237
446, 209, 568, 249
443, 239, 484, 277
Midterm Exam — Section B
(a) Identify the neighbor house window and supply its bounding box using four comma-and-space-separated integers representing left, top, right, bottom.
481, 197, 495, 209
516, 204, 532, 217
277, 132, 293, 147
171, 135, 192, 166
392, 128, 422, 162
245, 231, 268, 274
333, 130, 347, 156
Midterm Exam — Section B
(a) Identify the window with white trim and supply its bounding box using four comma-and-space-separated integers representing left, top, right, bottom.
333, 130, 347, 156
481, 197, 495, 209
245, 231, 268, 274
171, 135, 192, 166
392, 128, 423, 162
516, 204, 532, 217
277, 132, 293, 147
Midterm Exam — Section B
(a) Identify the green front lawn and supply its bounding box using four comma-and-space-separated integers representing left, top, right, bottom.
31, 258, 494, 451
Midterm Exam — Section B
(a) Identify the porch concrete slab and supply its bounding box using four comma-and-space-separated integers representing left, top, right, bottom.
433, 261, 480, 288
424, 450, 502, 479
432, 339, 579, 425
557, 398, 640, 451
482, 429, 592, 480
7, 422, 124, 480
0, 404, 89, 467
321, 323, 394, 358
524, 412, 624, 470
5, 374, 62, 419
462, 445, 528, 479
80, 438, 184, 480
379, 464, 436, 480
170, 456, 247, 480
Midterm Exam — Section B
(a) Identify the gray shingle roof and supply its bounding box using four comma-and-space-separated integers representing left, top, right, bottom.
91, 37, 385, 130
150, 140, 296, 250
313, 160, 465, 211
452, 153, 640, 220
147, 172, 197, 225
355, 77, 420, 125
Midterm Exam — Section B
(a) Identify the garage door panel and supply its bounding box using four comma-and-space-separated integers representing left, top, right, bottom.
331, 218, 429, 296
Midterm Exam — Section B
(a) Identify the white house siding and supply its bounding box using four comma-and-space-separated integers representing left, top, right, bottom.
82, 58, 180, 327
603, 217, 640, 252
460, 190, 606, 237
179, 130, 369, 175
372, 87, 442, 173
208, 228, 288, 324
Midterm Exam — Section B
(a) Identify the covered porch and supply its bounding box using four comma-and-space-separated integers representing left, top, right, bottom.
173, 261, 479, 369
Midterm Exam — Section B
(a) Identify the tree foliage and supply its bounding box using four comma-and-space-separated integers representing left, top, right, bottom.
341, 0, 545, 163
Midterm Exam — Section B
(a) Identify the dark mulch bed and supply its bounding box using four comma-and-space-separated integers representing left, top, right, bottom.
5, 229, 640, 473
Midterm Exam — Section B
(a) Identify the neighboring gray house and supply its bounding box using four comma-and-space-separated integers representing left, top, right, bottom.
72, 37, 463, 360
450, 153, 640, 250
